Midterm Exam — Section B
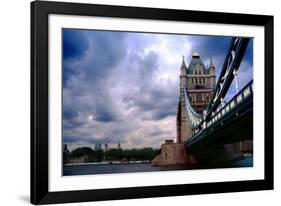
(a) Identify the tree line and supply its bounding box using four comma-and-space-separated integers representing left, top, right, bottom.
64, 146, 160, 163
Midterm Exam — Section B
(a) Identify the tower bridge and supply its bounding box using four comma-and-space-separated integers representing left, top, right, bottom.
152, 37, 253, 166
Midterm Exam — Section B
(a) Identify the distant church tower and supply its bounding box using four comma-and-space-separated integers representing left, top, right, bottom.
117, 141, 121, 150
176, 52, 216, 143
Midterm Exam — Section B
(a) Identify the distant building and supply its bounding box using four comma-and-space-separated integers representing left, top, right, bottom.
63, 144, 69, 153
104, 143, 109, 152
117, 142, 121, 150
68, 156, 87, 164
63, 144, 70, 164
95, 143, 102, 150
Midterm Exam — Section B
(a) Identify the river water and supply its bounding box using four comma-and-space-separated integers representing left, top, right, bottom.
63, 155, 253, 176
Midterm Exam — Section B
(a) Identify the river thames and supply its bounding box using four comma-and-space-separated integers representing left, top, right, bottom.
63, 155, 253, 176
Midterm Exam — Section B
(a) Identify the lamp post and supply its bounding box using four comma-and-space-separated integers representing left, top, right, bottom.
233, 69, 239, 94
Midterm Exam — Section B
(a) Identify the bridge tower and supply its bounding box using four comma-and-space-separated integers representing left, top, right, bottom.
177, 52, 216, 143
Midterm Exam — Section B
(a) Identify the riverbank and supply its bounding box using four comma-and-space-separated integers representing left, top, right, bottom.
64, 160, 151, 166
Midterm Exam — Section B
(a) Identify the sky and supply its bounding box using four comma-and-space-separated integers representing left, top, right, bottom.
62, 29, 253, 151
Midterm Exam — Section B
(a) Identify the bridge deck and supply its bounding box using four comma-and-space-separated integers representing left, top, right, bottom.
186, 81, 253, 148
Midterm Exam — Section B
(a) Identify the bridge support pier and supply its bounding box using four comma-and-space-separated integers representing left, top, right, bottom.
151, 142, 197, 166
190, 142, 243, 163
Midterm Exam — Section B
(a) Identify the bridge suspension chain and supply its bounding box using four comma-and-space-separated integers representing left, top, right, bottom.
183, 88, 203, 128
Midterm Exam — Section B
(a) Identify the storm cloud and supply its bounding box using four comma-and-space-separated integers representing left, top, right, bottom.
62, 29, 253, 151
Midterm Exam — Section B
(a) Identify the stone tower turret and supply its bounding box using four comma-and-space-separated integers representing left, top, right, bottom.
180, 56, 188, 88
208, 57, 216, 89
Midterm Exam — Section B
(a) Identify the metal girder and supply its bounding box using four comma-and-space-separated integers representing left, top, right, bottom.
186, 80, 253, 147
205, 37, 250, 120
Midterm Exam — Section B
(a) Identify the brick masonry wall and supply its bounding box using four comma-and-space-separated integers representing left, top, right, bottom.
151, 143, 197, 166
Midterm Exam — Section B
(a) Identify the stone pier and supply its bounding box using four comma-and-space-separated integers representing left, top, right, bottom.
151, 141, 197, 166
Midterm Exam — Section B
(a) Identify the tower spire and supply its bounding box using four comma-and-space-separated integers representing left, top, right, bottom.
209, 56, 214, 68
181, 55, 186, 68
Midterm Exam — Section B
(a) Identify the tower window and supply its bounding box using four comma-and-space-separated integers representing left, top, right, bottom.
197, 94, 202, 101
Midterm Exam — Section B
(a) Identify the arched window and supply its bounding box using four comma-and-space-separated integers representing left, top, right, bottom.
198, 70, 201, 75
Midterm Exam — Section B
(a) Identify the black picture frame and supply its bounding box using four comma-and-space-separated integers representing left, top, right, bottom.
31, 0, 274, 204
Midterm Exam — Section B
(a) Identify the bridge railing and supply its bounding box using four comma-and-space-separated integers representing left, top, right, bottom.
205, 80, 253, 129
